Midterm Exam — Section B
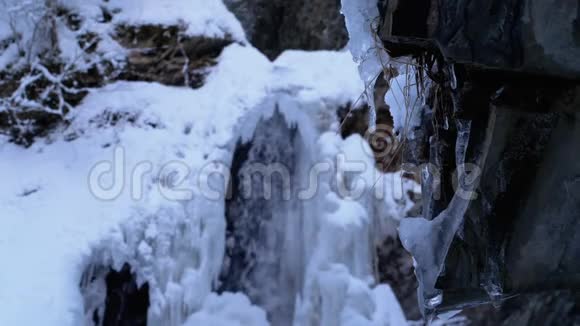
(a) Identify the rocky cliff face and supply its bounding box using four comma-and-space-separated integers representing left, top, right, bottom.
224, 0, 348, 59
0, 4, 233, 146
377, 0, 580, 323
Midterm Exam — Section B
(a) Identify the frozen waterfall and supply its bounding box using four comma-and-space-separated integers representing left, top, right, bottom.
78, 92, 413, 325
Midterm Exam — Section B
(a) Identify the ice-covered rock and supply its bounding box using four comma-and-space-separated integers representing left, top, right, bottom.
341, 0, 390, 130
384, 72, 424, 140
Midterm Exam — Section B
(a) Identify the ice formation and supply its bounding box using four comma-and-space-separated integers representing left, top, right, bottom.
0, 1, 418, 325
384, 72, 424, 139
399, 112, 496, 314
0, 44, 415, 326
181, 293, 269, 326
341, 0, 390, 130
292, 132, 412, 326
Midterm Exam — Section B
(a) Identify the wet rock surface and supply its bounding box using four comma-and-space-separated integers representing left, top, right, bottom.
81, 263, 150, 326
379, 0, 580, 322
383, 0, 580, 79
115, 25, 231, 88
376, 237, 422, 320
463, 291, 580, 326
376, 0, 580, 322
224, 0, 348, 59
102, 264, 150, 326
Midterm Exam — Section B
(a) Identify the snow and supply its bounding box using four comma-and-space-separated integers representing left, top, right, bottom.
0, 43, 18, 71
0, 140, 126, 325
273, 50, 364, 105
182, 293, 269, 326
0, 0, 46, 70
372, 285, 409, 326
0, 1, 419, 325
65, 0, 247, 42
0, 42, 271, 326
0, 0, 245, 86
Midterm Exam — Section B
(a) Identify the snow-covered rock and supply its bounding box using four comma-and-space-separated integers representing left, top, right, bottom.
0, 1, 418, 325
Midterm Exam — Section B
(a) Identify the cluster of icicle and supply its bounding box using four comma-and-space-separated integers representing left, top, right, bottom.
80, 92, 412, 325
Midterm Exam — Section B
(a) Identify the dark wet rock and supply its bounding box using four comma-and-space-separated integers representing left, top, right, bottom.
102, 264, 150, 326
382, 0, 580, 79
376, 237, 422, 320
114, 25, 231, 88
463, 291, 580, 326
224, 0, 348, 59
81, 263, 149, 326
378, 0, 580, 320
399, 65, 580, 317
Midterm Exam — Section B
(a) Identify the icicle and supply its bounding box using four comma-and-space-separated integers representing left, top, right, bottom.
341, 0, 389, 130
449, 64, 457, 90
399, 110, 496, 315
368, 106, 377, 132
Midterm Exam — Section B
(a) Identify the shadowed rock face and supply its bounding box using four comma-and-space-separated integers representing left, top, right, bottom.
114, 25, 232, 89
102, 264, 149, 326
224, 0, 348, 59
463, 291, 580, 326
376, 237, 422, 320
382, 0, 580, 79
376, 0, 580, 322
